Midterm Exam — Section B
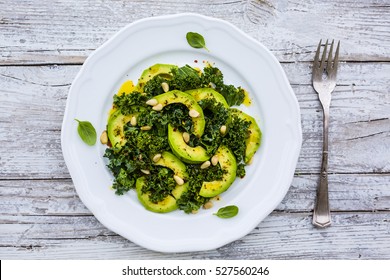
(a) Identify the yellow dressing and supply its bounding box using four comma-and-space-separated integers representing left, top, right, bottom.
117, 80, 135, 95
242, 89, 252, 106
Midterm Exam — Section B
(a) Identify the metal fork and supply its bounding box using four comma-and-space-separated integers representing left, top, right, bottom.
312, 39, 340, 228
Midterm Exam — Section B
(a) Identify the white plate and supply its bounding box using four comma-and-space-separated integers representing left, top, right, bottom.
61, 13, 302, 253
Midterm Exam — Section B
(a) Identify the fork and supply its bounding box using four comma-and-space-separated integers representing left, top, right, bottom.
312, 39, 340, 228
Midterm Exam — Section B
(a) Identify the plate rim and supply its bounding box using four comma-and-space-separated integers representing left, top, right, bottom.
61, 13, 302, 253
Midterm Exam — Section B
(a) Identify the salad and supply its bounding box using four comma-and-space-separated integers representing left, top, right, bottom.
102, 63, 261, 214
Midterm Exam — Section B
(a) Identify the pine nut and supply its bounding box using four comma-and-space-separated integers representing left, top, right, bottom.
140, 169, 150, 175
200, 160, 211, 169
209, 82, 216, 89
189, 109, 200, 118
211, 155, 219, 166
152, 103, 163, 111
130, 116, 137, 126
146, 99, 158, 106
161, 82, 169, 92
100, 130, 108, 144
203, 201, 213, 209
182, 132, 190, 143
152, 153, 162, 163
173, 175, 184, 186
220, 125, 227, 135
191, 210, 198, 214
140, 125, 152, 131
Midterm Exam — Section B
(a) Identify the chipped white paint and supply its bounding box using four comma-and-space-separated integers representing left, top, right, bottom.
0, 0, 389, 259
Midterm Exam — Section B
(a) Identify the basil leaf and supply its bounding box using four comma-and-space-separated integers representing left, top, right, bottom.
75, 119, 97, 146
214, 205, 239, 218
186, 32, 209, 51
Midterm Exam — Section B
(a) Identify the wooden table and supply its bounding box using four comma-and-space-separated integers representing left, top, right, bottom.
1, 0, 389, 259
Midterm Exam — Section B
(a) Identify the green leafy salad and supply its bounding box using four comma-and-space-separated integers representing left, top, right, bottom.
102, 63, 262, 214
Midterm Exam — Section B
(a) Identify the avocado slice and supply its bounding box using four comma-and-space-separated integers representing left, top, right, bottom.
137, 64, 178, 91
107, 107, 144, 150
107, 110, 132, 149
186, 88, 232, 132
154, 151, 188, 180
231, 109, 262, 163
136, 177, 189, 213
137, 152, 188, 213
199, 145, 237, 197
186, 88, 229, 108
168, 124, 210, 164
153, 90, 205, 137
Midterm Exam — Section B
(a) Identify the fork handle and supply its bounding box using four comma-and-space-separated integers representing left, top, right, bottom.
313, 105, 331, 227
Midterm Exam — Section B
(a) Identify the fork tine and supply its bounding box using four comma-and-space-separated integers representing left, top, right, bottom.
313, 39, 322, 68
326, 40, 334, 73
332, 41, 340, 78
320, 39, 328, 71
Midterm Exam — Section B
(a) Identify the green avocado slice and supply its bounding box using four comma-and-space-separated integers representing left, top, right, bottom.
199, 145, 237, 197
153, 151, 188, 180
186, 88, 229, 108
168, 124, 210, 164
136, 64, 178, 91
106, 107, 145, 150
137, 152, 188, 213
231, 109, 262, 163
153, 90, 206, 137
136, 177, 188, 213
107, 110, 132, 149
186, 88, 232, 132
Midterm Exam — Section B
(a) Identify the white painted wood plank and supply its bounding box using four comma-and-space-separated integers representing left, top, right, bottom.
1, 0, 389, 261
0, 174, 389, 216
0, 0, 389, 64
0, 63, 389, 178
1, 212, 389, 259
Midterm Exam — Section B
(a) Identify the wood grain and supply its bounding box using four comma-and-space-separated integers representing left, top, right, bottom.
0, 0, 389, 65
1, 212, 389, 259
1, 63, 389, 178
1, 0, 389, 260
0, 174, 389, 217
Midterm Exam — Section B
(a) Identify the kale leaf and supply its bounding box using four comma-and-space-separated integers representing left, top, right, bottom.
198, 99, 230, 155
143, 75, 168, 97
113, 91, 147, 115
222, 114, 251, 163
142, 167, 176, 203
170, 65, 202, 91
201, 66, 245, 106
177, 164, 224, 213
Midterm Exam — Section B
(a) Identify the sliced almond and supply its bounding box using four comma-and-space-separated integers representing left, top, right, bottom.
140, 125, 152, 131
220, 125, 227, 135
203, 201, 213, 209
152, 103, 163, 111
189, 109, 200, 118
146, 99, 158, 106
209, 82, 216, 89
152, 153, 162, 163
100, 130, 108, 144
161, 82, 169, 93
182, 132, 190, 143
173, 175, 185, 186
140, 169, 150, 175
211, 155, 219, 166
130, 116, 137, 126
200, 160, 211, 169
